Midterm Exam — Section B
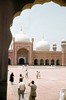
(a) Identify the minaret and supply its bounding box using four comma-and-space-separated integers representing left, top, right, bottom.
31, 38, 34, 65
52, 43, 57, 51
32, 38, 34, 50
61, 39, 66, 66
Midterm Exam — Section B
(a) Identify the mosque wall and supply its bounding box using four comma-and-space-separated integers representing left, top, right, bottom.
8, 40, 66, 66
61, 40, 66, 66
8, 48, 62, 66
62, 53, 66, 66
33, 51, 62, 65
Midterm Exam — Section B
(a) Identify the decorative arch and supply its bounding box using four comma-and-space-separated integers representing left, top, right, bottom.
17, 48, 29, 54
45, 59, 49, 65
34, 59, 38, 65
17, 48, 29, 65
13, 0, 66, 24
56, 59, 60, 65
40, 59, 44, 65
18, 57, 25, 65
51, 59, 55, 65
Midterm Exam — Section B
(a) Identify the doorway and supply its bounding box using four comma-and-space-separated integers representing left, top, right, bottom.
18, 57, 26, 65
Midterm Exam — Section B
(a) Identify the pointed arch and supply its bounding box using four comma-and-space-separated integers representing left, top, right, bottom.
18, 58, 25, 65
56, 59, 60, 65
45, 59, 49, 65
40, 59, 44, 65
34, 59, 38, 65
51, 59, 55, 65
17, 48, 29, 65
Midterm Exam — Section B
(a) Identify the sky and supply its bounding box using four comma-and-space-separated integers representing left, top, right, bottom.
10, 1, 66, 50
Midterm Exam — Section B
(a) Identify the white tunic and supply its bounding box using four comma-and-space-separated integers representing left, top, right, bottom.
59, 89, 66, 100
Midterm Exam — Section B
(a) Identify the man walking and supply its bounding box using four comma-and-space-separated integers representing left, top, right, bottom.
18, 78, 26, 100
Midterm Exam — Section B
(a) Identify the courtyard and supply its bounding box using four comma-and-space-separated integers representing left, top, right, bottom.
7, 65, 66, 100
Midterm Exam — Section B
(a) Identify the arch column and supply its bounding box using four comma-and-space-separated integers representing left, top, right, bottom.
0, 0, 35, 100
0, 1, 13, 100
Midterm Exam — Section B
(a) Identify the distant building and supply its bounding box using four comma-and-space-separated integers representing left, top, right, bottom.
8, 31, 66, 66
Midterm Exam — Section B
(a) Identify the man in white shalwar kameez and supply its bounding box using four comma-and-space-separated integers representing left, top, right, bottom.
59, 88, 66, 100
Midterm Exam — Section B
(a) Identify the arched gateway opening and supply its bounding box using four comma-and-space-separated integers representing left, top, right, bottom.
17, 48, 29, 65
18, 58, 25, 65
0, 0, 66, 100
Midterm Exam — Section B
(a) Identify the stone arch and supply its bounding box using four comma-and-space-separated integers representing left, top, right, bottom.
56, 59, 60, 65
40, 59, 44, 65
45, 59, 49, 65
12, 0, 66, 25
17, 48, 29, 65
34, 59, 38, 65
51, 59, 55, 65
18, 57, 25, 65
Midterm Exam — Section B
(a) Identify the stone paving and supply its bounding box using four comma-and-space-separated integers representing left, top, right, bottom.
7, 66, 66, 100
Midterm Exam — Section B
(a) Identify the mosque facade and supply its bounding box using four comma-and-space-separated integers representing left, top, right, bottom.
8, 31, 66, 66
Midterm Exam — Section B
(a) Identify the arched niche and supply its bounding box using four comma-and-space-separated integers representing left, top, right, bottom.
13, 0, 66, 20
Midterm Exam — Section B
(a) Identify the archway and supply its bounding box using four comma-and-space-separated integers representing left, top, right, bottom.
51, 59, 55, 65
45, 59, 49, 65
17, 48, 29, 65
34, 59, 38, 65
18, 58, 25, 65
56, 59, 60, 65
40, 59, 44, 65
0, 0, 66, 100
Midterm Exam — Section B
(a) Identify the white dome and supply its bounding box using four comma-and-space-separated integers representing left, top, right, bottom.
36, 39, 50, 51
61, 39, 66, 45
15, 31, 30, 42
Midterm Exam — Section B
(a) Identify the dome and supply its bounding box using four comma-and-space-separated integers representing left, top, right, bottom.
61, 39, 66, 46
61, 39, 66, 43
15, 31, 30, 42
52, 43, 57, 47
52, 43, 57, 51
36, 39, 50, 51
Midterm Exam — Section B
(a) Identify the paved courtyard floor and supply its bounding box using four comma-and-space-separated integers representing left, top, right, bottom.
7, 65, 66, 100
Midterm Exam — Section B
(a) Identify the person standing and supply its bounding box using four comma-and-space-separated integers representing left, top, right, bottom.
36, 71, 39, 79
36, 71, 41, 79
28, 80, 37, 100
19, 74, 24, 82
59, 88, 66, 100
38, 71, 41, 79
9, 72, 14, 85
25, 69, 28, 78
18, 78, 26, 100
